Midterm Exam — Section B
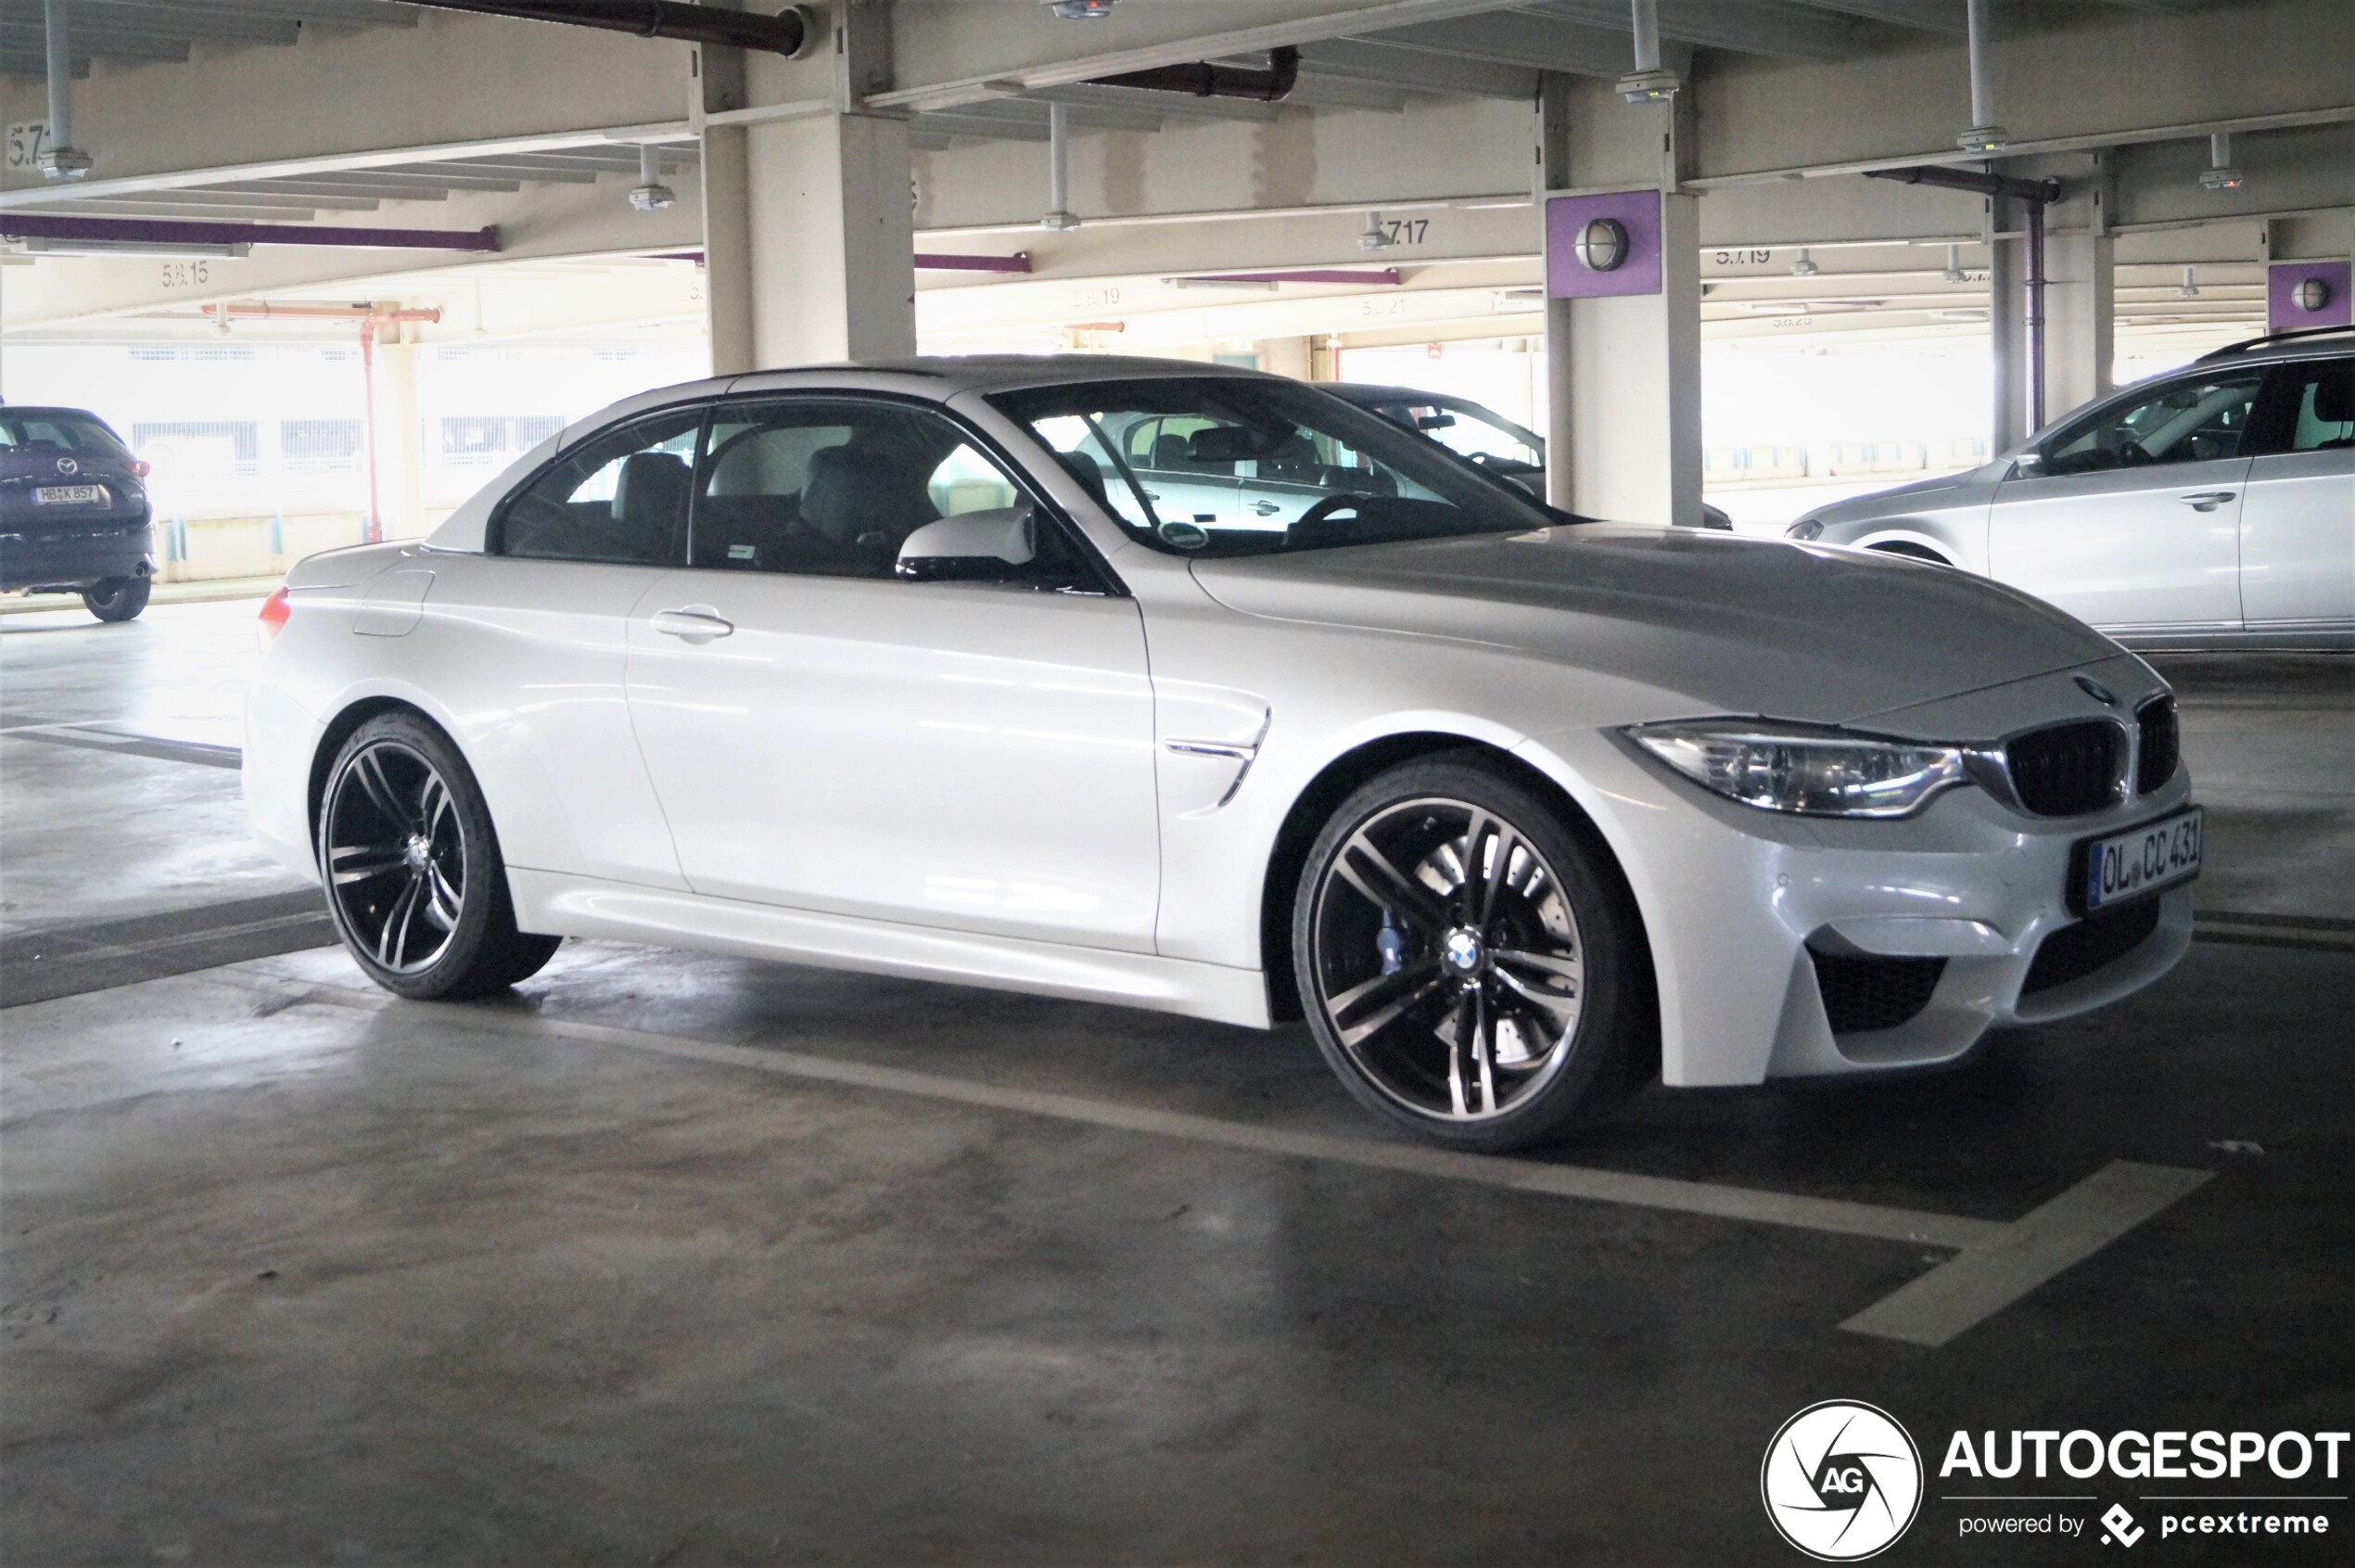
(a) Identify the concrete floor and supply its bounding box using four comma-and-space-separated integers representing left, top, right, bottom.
4, 602, 2351, 1564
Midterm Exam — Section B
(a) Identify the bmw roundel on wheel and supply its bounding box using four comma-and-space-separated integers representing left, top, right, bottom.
244, 357, 2198, 1150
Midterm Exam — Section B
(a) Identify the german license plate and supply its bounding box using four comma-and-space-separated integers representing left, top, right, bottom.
33, 485, 105, 505
2077, 806, 2202, 912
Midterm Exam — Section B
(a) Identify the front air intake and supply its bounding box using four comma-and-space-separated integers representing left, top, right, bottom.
2005, 720, 2124, 817
1809, 950, 1946, 1034
2022, 899, 2163, 996
2136, 695, 2180, 795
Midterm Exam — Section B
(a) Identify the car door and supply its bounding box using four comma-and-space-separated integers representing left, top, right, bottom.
439, 403, 704, 890
624, 395, 1162, 950
1116, 414, 1249, 528
2237, 356, 2354, 633
1986, 367, 2265, 634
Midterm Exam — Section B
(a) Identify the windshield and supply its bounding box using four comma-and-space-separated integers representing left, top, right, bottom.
987, 377, 1556, 557
0, 411, 127, 456
1366, 396, 1544, 474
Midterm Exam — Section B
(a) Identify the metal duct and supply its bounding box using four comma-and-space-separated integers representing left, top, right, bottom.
1088, 45, 1300, 102
401, 2, 815, 57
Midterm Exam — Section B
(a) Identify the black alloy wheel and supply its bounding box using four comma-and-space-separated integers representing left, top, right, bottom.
1294, 759, 1649, 1151
318, 711, 560, 999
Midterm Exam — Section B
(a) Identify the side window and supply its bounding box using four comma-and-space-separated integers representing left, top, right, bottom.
2040, 373, 2264, 476
495, 408, 702, 564
2260, 360, 2354, 454
688, 398, 1093, 588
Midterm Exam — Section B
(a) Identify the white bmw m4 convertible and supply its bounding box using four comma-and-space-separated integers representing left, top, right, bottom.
245, 357, 2200, 1151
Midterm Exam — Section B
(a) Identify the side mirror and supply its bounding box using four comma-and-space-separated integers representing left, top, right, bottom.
895, 506, 1035, 582
2009, 450, 2044, 479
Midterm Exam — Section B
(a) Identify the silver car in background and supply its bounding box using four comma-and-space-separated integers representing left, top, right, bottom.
1789, 329, 2354, 648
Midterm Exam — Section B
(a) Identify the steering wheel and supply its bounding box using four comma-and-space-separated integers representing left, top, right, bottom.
1293, 492, 1369, 529
2118, 440, 2155, 467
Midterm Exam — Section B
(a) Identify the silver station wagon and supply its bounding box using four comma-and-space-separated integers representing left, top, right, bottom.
1790, 328, 2353, 648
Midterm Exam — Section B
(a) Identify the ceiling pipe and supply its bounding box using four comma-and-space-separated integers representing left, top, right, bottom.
38, 0, 92, 179
1087, 45, 1299, 102
1958, 0, 2005, 153
399, 1, 817, 56
1617, 0, 1678, 104
1867, 164, 2061, 427
1042, 102, 1079, 231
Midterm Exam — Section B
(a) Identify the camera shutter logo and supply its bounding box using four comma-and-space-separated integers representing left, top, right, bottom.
1761, 1401, 1923, 1561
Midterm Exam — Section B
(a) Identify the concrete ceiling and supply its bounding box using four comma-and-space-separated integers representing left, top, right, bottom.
0, 0, 417, 78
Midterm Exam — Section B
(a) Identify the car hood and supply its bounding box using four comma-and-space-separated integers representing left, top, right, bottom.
1805, 465, 1999, 526
1188, 525, 2117, 725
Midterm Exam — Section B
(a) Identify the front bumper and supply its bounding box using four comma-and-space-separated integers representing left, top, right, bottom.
1520, 657, 2194, 1087
0, 518, 155, 593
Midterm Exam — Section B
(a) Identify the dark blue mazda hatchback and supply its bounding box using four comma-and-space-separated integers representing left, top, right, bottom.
0, 406, 157, 621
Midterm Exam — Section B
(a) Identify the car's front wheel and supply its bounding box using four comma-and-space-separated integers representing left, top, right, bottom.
1292, 759, 1650, 1152
82, 575, 150, 622
318, 711, 561, 1000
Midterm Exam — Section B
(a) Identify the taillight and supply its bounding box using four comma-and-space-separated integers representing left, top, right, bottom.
258, 586, 292, 647
127, 458, 152, 478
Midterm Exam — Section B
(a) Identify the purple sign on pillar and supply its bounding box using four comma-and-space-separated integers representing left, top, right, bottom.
2267, 261, 2352, 332
1545, 189, 1663, 300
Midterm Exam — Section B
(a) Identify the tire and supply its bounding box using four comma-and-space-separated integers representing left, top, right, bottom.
1292, 758, 1651, 1153
317, 711, 561, 1000
82, 576, 151, 622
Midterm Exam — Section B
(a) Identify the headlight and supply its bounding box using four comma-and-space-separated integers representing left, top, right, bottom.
1623, 720, 1970, 819
1785, 516, 1825, 541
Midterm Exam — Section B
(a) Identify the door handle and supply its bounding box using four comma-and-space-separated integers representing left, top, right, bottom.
1250, 501, 1281, 516
651, 606, 733, 644
2178, 491, 2236, 511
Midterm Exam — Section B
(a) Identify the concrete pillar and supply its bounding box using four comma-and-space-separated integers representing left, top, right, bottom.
2042, 153, 2116, 424
703, 112, 915, 371
1541, 73, 1704, 527
1259, 336, 1314, 382
1561, 196, 1703, 527
698, 0, 913, 373
378, 335, 426, 539
1537, 74, 1575, 510
1988, 194, 2028, 453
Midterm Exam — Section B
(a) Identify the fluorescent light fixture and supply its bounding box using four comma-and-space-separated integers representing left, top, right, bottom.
12, 236, 251, 259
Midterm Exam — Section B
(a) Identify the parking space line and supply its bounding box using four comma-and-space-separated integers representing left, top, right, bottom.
1839, 1161, 2213, 1347
202, 964, 2221, 1342
230, 969, 2004, 1248
1, 726, 242, 770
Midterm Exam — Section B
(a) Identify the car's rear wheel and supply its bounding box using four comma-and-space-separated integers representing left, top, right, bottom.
82, 576, 150, 622
1292, 759, 1649, 1152
318, 711, 560, 1000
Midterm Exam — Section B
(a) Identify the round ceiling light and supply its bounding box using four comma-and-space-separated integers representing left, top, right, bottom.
1574, 218, 1630, 273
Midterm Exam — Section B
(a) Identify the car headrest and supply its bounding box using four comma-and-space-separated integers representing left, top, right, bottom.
612, 451, 689, 533
1053, 450, 1111, 509
2311, 370, 2352, 426
1152, 434, 1192, 470
800, 443, 937, 546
